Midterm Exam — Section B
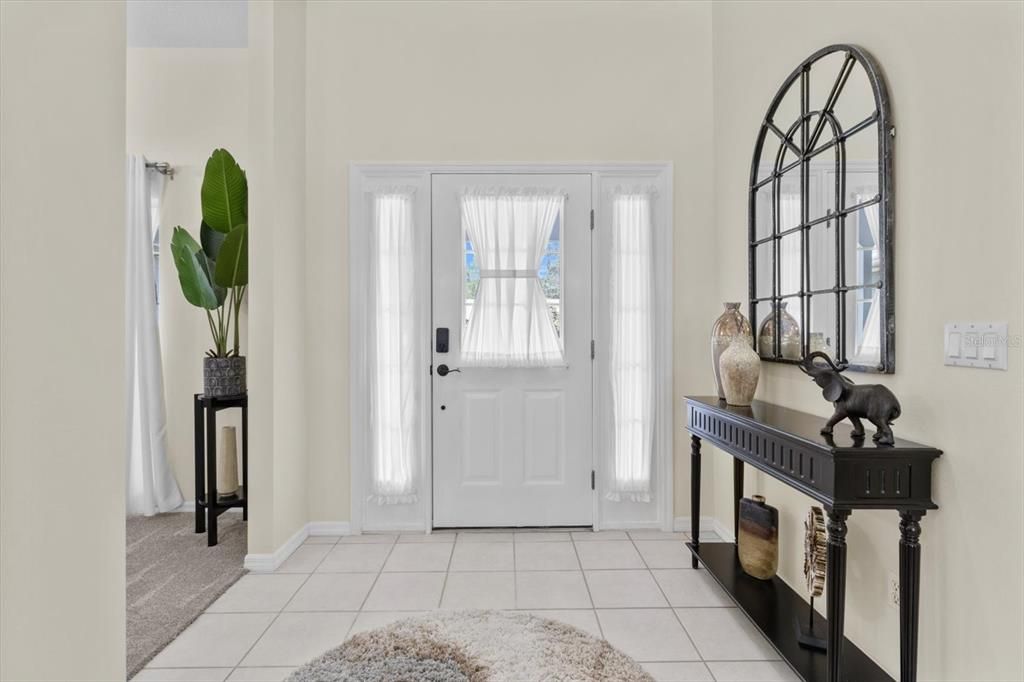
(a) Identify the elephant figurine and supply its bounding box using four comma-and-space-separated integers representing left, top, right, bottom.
797, 352, 902, 445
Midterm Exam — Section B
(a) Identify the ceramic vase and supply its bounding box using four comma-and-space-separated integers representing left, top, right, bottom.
738, 495, 779, 580
710, 302, 753, 400
719, 337, 760, 406
757, 301, 801, 360
203, 356, 246, 397
217, 426, 239, 500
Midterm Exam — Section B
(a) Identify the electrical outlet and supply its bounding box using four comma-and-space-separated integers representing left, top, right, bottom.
888, 573, 900, 609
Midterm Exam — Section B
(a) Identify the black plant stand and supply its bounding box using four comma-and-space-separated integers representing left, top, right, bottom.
194, 392, 248, 547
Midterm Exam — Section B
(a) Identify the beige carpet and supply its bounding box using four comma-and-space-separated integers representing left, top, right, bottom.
127, 512, 246, 679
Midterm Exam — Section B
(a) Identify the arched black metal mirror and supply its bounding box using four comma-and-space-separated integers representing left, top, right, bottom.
749, 44, 894, 373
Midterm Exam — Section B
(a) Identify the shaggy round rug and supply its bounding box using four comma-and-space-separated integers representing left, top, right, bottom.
286, 610, 653, 681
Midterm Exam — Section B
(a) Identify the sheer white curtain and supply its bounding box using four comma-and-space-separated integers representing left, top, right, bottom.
126, 155, 182, 515
368, 191, 418, 504
853, 197, 881, 362
461, 190, 564, 367
779, 193, 803, 327
608, 193, 654, 502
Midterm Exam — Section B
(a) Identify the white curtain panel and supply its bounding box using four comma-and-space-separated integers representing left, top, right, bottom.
461, 190, 565, 367
607, 193, 655, 502
368, 191, 418, 504
853, 196, 881, 362
125, 155, 183, 515
779, 193, 803, 327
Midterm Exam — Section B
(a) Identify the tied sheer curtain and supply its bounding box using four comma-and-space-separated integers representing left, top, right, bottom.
125, 155, 183, 515
368, 191, 418, 504
608, 192, 655, 502
461, 190, 564, 367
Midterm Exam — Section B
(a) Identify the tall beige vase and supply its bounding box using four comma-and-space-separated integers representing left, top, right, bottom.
217, 426, 239, 499
720, 336, 761, 406
711, 302, 753, 400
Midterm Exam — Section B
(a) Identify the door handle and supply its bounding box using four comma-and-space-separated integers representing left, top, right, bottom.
436, 364, 461, 377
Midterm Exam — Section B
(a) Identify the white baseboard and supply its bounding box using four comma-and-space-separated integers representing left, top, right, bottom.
671, 516, 737, 542
244, 524, 310, 572
308, 521, 352, 536
710, 517, 736, 543
672, 516, 718, 533
243, 521, 354, 572
243, 518, 729, 574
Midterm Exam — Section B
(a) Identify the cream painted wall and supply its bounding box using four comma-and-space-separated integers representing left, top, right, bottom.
711, 2, 1024, 679
247, 0, 310, 554
0, 2, 127, 680
303, 0, 718, 526
126, 47, 248, 498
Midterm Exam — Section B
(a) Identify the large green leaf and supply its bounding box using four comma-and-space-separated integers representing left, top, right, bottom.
170, 227, 223, 309
201, 149, 247, 233
214, 223, 248, 288
202, 253, 227, 305
200, 221, 225, 261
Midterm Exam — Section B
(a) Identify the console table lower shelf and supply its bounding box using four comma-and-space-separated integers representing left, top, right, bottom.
687, 542, 892, 682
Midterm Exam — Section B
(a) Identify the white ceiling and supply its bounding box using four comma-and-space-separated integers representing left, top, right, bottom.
127, 0, 247, 48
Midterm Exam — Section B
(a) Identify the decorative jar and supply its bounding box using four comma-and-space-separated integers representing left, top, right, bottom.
738, 495, 779, 580
758, 301, 801, 360
720, 337, 760, 406
710, 302, 753, 400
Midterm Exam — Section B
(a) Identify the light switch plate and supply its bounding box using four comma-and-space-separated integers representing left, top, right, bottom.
944, 322, 1008, 370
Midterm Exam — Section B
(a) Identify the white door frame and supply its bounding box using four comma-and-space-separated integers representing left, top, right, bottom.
349, 162, 674, 533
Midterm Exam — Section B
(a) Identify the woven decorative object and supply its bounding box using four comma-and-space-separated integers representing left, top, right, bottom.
804, 506, 827, 597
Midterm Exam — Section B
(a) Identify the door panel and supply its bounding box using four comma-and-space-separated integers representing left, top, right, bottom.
431, 174, 592, 527
523, 390, 566, 485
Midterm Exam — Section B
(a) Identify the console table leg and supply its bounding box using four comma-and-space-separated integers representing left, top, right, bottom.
733, 459, 744, 541
899, 511, 924, 682
206, 405, 218, 547
194, 395, 205, 534
690, 435, 702, 568
826, 508, 851, 682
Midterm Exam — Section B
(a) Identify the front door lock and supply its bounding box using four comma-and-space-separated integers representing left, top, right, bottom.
436, 364, 461, 377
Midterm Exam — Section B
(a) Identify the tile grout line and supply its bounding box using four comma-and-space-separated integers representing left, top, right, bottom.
436, 534, 457, 608
354, 535, 400, 616
627, 531, 706, 665
511, 533, 518, 608
224, 543, 335, 679
569, 534, 603, 638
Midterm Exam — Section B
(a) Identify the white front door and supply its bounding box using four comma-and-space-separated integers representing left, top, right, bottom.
431, 174, 593, 527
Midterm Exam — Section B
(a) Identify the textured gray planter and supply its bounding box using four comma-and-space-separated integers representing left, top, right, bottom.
203, 356, 246, 397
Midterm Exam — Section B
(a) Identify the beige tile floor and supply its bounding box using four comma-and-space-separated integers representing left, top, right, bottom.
136, 529, 798, 682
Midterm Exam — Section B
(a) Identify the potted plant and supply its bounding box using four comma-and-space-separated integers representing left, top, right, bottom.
170, 148, 248, 397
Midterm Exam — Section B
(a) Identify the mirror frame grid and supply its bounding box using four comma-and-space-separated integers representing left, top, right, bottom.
747, 43, 895, 373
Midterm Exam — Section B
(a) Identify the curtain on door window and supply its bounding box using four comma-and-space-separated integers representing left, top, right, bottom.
126, 155, 183, 515
461, 190, 565, 367
369, 191, 418, 504
608, 192, 654, 502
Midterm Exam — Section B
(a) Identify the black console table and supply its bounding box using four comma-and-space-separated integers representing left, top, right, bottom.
686, 396, 940, 682
194, 393, 248, 546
